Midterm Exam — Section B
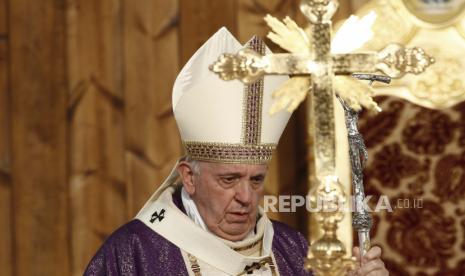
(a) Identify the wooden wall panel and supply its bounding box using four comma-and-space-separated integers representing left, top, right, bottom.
69, 89, 127, 275
180, 0, 236, 64
0, 48, 12, 276
351, 0, 368, 11
334, 0, 353, 22
0, 0, 12, 275
0, 0, 5, 33
123, 0, 182, 215
126, 152, 159, 215
66, 0, 126, 274
9, 0, 70, 275
67, 0, 124, 99
67, 0, 125, 181
237, 0, 307, 45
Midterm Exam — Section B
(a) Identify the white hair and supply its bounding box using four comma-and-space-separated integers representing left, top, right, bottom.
183, 156, 201, 175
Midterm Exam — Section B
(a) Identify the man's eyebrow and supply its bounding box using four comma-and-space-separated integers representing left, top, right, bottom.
217, 172, 243, 177
250, 173, 266, 179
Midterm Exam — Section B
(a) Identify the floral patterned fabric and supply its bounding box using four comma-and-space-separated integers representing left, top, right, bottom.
359, 96, 465, 275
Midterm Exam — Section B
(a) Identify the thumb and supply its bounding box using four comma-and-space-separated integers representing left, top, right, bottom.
353, 246, 361, 262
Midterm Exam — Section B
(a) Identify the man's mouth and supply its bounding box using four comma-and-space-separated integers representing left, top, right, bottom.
227, 212, 249, 222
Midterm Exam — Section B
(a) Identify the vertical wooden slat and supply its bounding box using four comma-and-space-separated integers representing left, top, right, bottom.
66, 0, 126, 274
351, 0, 368, 11
237, 0, 307, 45
0, 0, 12, 275
67, 0, 124, 99
0, 42, 12, 276
123, 0, 182, 215
180, 0, 236, 64
9, 0, 70, 275
0, 1, 6, 36
125, 152, 160, 213
69, 90, 126, 276
237, 0, 275, 42
334, 0, 353, 22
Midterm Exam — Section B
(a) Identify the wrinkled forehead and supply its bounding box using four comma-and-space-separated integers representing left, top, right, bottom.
199, 161, 268, 175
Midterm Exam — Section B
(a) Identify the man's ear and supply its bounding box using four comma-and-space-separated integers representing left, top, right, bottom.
177, 161, 196, 195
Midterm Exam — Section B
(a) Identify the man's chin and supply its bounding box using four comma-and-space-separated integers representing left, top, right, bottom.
215, 224, 253, 241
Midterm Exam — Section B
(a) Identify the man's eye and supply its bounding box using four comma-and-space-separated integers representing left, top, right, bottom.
222, 177, 236, 184
251, 178, 264, 187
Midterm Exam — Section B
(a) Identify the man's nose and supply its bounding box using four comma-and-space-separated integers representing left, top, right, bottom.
234, 181, 252, 206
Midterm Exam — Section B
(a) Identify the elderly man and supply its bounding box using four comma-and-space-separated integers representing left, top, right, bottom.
84, 28, 388, 276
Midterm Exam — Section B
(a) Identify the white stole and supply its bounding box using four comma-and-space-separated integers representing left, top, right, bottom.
135, 160, 276, 275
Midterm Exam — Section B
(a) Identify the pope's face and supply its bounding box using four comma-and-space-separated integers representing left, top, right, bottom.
180, 161, 267, 241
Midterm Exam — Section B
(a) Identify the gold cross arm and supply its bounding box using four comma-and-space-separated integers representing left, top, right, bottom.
210, 43, 434, 84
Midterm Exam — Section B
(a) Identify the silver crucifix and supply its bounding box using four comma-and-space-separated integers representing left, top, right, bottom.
338, 73, 391, 258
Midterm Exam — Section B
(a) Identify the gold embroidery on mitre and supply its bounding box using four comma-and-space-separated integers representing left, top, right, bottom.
183, 142, 276, 164
242, 36, 266, 145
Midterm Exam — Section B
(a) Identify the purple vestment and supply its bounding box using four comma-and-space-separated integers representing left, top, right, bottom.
84, 190, 313, 276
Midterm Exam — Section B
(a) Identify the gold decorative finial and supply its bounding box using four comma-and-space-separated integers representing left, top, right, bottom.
377, 43, 435, 78
209, 49, 266, 84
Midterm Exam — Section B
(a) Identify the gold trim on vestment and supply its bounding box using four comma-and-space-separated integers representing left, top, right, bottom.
187, 253, 202, 276
187, 253, 278, 276
233, 240, 261, 252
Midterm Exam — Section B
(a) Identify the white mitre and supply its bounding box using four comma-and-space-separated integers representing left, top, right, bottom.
173, 27, 291, 164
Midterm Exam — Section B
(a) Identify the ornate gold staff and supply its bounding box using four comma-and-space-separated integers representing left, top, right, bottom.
210, 1, 434, 274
